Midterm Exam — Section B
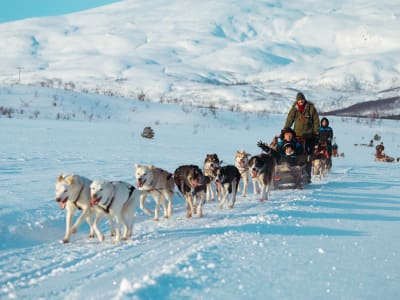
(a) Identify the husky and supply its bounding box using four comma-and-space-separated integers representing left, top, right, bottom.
312, 158, 329, 180
203, 153, 221, 201
55, 174, 95, 243
216, 165, 241, 209
248, 153, 276, 201
235, 149, 260, 196
135, 164, 175, 221
90, 180, 139, 242
174, 165, 208, 218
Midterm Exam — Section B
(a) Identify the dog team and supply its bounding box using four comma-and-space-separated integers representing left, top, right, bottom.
55, 150, 275, 243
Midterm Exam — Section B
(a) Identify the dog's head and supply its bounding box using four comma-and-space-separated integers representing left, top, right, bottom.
235, 150, 251, 168
55, 174, 82, 210
187, 166, 206, 189
248, 155, 265, 178
204, 154, 220, 169
90, 180, 113, 207
135, 164, 154, 189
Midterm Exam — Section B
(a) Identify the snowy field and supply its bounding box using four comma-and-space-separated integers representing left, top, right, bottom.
1, 92, 400, 299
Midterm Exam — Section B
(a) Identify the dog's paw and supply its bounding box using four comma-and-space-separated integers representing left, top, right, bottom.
89, 233, 94, 239
152, 218, 159, 221
228, 204, 234, 209
71, 227, 77, 234
99, 235, 105, 242
62, 238, 70, 244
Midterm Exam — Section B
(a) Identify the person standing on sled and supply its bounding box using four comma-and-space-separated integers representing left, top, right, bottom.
284, 92, 320, 181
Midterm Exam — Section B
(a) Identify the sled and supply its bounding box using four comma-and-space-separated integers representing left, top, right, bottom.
273, 160, 309, 190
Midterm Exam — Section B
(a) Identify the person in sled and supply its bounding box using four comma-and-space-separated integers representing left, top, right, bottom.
375, 143, 395, 162
318, 117, 333, 168
284, 92, 320, 181
274, 127, 304, 155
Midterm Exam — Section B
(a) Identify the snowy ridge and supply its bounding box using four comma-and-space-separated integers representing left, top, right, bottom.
0, 0, 400, 112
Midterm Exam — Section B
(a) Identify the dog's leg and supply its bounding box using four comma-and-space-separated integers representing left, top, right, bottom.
196, 193, 205, 217
163, 190, 173, 218
153, 194, 161, 221
71, 205, 92, 236
186, 195, 193, 218
93, 210, 105, 242
229, 179, 239, 209
241, 172, 248, 197
139, 192, 153, 216
63, 203, 76, 243
252, 178, 260, 194
218, 184, 228, 209
260, 182, 267, 202
159, 196, 168, 219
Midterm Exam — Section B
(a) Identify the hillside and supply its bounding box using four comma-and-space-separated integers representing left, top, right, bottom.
0, 0, 399, 113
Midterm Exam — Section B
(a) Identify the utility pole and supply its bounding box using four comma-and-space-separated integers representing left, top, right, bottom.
17, 66, 23, 84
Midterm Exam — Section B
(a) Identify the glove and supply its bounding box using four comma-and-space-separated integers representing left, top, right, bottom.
257, 140, 270, 152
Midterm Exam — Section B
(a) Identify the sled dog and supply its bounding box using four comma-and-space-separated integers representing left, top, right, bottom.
174, 165, 208, 218
216, 165, 241, 209
248, 153, 276, 201
55, 174, 95, 243
90, 180, 139, 242
312, 158, 328, 180
235, 149, 260, 196
203, 153, 221, 201
135, 164, 174, 221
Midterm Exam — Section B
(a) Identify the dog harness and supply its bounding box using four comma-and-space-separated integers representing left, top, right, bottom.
72, 184, 85, 210
98, 184, 135, 213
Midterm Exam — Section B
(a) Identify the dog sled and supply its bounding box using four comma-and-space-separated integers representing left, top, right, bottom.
273, 158, 310, 190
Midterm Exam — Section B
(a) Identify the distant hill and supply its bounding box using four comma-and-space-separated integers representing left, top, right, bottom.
322, 95, 400, 120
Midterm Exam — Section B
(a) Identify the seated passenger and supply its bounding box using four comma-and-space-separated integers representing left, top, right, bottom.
276, 127, 304, 155
375, 143, 395, 162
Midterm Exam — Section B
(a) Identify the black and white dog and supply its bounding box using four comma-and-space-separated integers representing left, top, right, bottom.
203, 153, 221, 202
216, 165, 241, 209
248, 143, 277, 201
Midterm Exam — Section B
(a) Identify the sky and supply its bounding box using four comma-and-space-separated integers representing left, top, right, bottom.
0, 0, 121, 23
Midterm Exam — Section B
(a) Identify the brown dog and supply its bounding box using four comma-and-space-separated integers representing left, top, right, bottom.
174, 165, 208, 218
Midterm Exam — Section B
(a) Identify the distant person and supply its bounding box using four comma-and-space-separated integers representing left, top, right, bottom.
375, 143, 395, 162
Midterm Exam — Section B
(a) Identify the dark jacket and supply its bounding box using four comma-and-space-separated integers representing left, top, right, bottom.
319, 117, 333, 144
284, 101, 320, 139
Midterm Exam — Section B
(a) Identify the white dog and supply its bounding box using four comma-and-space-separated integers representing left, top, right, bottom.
235, 149, 261, 196
55, 174, 95, 243
135, 164, 174, 221
90, 180, 139, 242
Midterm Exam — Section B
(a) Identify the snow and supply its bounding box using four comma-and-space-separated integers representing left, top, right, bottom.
1, 1, 400, 299
1, 88, 400, 299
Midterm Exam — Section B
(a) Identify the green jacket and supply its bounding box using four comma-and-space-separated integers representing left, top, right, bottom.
284, 101, 320, 139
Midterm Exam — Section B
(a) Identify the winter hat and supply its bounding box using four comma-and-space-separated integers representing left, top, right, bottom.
296, 92, 306, 101
321, 117, 329, 126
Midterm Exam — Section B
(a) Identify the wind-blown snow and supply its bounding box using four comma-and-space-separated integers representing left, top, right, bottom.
1, 85, 400, 299
0, 0, 399, 112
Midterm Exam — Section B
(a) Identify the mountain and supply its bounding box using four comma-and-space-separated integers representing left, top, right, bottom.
1, 0, 399, 113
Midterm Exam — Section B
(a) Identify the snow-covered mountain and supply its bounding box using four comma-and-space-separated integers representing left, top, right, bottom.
1, 0, 399, 113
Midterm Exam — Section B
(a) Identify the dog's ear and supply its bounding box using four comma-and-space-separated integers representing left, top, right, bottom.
66, 175, 75, 185
135, 163, 140, 169
57, 174, 64, 182
149, 165, 154, 169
